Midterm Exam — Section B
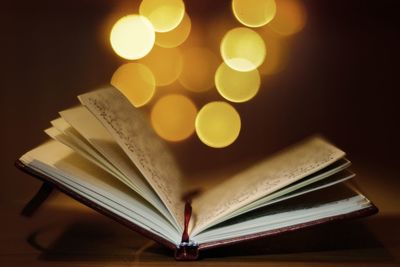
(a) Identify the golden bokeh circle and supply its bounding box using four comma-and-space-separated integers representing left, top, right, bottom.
155, 12, 191, 48
215, 63, 260, 103
110, 15, 155, 60
195, 102, 241, 148
111, 63, 156, 107
268, 0, 307, 36
140, 46, 183, 86
139, 0, 185, 33
221, 27, 266, 72
151, 94, 197, 142
232, 0, 276, 28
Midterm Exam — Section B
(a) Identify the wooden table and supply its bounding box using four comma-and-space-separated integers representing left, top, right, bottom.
1, 161, 400, 267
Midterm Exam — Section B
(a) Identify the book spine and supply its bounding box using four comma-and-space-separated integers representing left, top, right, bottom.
174, 240, 199, 260
174, 195, 199, 260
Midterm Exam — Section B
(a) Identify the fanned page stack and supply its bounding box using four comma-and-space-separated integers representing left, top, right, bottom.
17, 87, 377, 260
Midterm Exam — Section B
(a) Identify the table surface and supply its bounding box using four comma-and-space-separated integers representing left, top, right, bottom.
1, 162, 400, 267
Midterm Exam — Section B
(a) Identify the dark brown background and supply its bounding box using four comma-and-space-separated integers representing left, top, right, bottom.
1, 0, 400, 265
1, 0, 399, 233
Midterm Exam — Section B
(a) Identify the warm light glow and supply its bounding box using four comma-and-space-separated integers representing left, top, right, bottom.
155, 12, 191, 48
182, 18, 206, 48
110, 15, 155, 60
179, 47, 219, 92
111, 63, 155, 107
259, 30, 290, 75
139, 0, 185, 33
215, 63, 260, 103
269, 0, 307, 36
221, 27, 266, 72
151, 94, 197, 142
232, 0, 276, 28
140, 46, 183, 86
195, 102, 241, 148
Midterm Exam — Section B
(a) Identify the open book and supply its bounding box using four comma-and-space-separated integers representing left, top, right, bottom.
17, 87, 377, 260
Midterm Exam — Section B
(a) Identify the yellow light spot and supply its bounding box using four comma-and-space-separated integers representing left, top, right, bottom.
155, 12, 191, 48
215, 63, 260, 103
140, 46, 183, 86
151, 94, 197, 142
139, 0, 185, 33
232, 0, 276, 28
195, 102, 241, 148
269, 0, 307, 36
179, 47, 219, 92
221, 27, 266, 72
110, 15, 155, 60
111, 63, 155, 107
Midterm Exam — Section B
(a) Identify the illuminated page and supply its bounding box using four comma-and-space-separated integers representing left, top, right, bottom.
79, 87, 184, 230
48, 116, 177, 227
191, 137, 345, 235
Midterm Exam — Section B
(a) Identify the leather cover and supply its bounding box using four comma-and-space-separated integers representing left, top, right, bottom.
15, 159, 378, 260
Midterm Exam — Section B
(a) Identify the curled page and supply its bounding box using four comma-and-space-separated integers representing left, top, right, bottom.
191, 137, 345, 235
79, 87, 184, 230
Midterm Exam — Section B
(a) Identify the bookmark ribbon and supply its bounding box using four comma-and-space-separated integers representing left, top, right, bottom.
21, 182, 54, 217
180, 189, 200, 243
181, 200, 192, 243
176, 194, 199, 261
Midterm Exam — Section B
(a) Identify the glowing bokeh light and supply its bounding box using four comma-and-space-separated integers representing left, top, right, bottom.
111, 63, 155, 107
140, 46, 183, 86
232, 0, 276, 28
195, 102, 241, 148
215, 63, 260, 103
268, 0, 307, 36
221, 27, 266, 72
155, 12, 191, 48
179, 47, 219, 92
110, 15, 155, 60
139, 0, 185, 33
151, 94, 197, 142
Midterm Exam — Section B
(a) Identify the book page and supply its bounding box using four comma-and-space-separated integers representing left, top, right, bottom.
78, 87, 184, 229
193, 183, 369, 244
49, 118, 127, 180
46, 121, 172, 218
20, 140, 181, 244
57, 107, 162, 202
206, 159, 352, 227
191, 137, 345, 235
